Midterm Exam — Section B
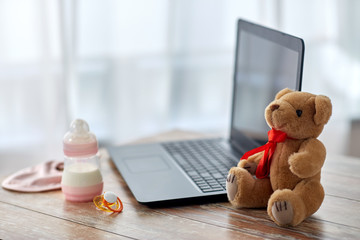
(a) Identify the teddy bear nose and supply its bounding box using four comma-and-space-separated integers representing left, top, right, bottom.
270, 104, 280, 111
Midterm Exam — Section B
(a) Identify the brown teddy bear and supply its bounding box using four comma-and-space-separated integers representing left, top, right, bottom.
226, 88, 332, 226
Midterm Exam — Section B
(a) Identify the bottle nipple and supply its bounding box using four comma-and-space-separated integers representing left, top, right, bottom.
70, 119, 90, 135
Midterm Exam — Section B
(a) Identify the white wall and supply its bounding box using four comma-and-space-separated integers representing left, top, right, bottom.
0, 0, 359, 160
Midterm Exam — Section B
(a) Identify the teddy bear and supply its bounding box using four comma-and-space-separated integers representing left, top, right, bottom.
226, 88, 332, 227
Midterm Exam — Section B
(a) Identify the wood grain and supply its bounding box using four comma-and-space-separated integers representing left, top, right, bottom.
0, 203, 130, 240
0, 130, 360, 239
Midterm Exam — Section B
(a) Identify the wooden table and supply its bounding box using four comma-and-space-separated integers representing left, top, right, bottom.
1, 130, 360, 239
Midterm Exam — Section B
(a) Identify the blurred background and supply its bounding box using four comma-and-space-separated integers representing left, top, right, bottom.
1, 0, 360, 169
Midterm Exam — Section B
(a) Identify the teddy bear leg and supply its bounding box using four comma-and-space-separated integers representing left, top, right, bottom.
226, 167, 273, 208
268, 179, 324, 227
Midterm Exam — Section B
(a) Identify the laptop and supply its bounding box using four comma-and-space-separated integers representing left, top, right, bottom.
108, 19, 304, 205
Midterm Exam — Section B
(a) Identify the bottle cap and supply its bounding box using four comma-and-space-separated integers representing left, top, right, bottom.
63, 119, 98, 157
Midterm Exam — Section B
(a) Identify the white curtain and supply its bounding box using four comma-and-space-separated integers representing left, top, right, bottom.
0, 0, 359, 159
0, 0, 66, 161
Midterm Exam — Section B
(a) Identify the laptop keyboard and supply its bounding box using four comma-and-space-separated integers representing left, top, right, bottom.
162, 139, 239, 193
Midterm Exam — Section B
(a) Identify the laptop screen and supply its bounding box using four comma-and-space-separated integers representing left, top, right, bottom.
230, 19, 304, 147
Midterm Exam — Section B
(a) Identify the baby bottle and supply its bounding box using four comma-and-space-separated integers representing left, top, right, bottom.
61, 119, 103, 202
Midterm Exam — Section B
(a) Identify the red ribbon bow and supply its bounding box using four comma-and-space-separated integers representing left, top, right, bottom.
240, 128, 290, 179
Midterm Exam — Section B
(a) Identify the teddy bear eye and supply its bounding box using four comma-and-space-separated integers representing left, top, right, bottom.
296, 110, 303, 117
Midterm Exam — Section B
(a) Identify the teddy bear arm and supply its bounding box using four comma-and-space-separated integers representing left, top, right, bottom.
288, 139, 326, 178
237, 151, 263, 174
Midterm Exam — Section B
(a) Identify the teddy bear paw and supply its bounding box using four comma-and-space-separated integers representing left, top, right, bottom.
271, 201, 294, 226
226, 173, 237, 201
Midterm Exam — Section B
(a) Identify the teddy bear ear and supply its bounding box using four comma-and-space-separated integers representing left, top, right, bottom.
314, 95, 332, 125
275, 88, 293, 100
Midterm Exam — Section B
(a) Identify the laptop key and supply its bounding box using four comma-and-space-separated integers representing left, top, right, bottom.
187, 171, 200, 178
200, 172, 211, 178
212, 172, 224, 179
202, 187, 223, 193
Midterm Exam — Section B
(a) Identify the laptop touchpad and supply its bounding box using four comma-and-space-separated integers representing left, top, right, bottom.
124, 155, 170, 174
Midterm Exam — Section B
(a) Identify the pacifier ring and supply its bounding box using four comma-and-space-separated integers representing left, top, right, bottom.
93, 191, 123, 213
103, 196, 123, 213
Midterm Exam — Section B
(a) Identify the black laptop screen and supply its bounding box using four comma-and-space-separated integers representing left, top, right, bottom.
231, 19, 304, 146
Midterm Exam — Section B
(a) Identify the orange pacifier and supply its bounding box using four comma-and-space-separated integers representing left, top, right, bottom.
93, 191, 123, 213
